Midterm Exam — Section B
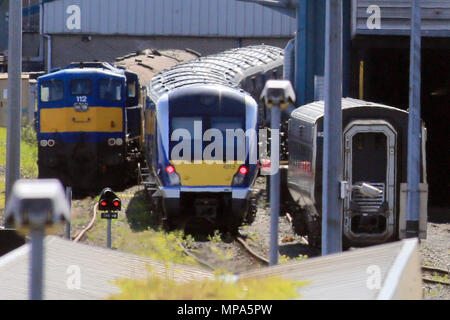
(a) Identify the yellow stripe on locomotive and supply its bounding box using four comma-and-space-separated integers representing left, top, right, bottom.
40, 106, 123, 133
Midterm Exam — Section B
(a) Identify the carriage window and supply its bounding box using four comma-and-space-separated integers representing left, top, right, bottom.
127, 81, 137, 98
40, 80, 64, 102
99, 79, 122, 101
70, 79, 92, 96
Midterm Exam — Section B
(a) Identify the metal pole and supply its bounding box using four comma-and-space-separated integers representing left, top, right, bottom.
406, 0, 422, 238
294, 1, 307, 106
269, 105, 281, 266
65, 187, 72, 240
30, 228, 44, 300
5, 0, 22, 205
322, 0, 343, 255
107, 217, 111, 248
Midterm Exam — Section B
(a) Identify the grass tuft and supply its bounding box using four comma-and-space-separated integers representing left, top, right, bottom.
0, 126, 38, 217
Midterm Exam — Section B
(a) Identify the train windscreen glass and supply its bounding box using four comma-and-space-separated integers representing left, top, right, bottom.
99, 79, 122, 101
127, 81, 137, 98
170, 117, 203, 161
210, 117, 242, 133
171, 117, 203, 137
170, 116, 245, 162
40, 80, 64, 102
70, 79, 92, 96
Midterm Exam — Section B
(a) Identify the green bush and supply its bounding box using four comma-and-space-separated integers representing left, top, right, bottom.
21, 125, 37, 145
110, 273, 307, 300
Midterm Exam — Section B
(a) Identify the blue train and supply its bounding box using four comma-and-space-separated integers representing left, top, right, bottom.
143, 45, 284, 233
36, 62, 144, 191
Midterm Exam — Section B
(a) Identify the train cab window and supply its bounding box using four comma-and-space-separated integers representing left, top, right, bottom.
127, 81, 137, 98
171, 117, 203, 138
99, 79, 122, 101
40, 80, 64, 102
70, 79, 92, 96
210, 117, 243, 133
170, 117, 203, 160
211, 117, 245, 161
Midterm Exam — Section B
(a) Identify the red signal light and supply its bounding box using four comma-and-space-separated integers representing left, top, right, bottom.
113, 201, 120, 207
166, 165, 175, 174
100, 201, 107, 207
239, 166, 248, 175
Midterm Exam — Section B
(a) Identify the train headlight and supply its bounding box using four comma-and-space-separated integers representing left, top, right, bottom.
165, 165, 181, 185
166, 165, 175, 174
115, 138, 123, 146
232, 166, 248, 186
40, 140, 48, 147
48, 140, 56, 147
107, 138, 116, 146
239, 166, 248, 175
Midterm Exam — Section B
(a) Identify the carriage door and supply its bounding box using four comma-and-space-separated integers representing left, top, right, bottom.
343, 120, 397, 243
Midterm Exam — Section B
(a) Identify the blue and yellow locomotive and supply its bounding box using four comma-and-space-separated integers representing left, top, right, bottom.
37, 62, 143, 191
143, 46, 284, 232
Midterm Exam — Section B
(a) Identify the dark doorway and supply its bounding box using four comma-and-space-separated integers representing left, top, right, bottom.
351, 37, 450, 211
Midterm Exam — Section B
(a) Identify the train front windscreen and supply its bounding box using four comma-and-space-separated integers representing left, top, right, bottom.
167, 89, 248, 186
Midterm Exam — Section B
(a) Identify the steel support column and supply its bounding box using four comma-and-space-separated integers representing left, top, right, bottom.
322, 0, 343, 255
6, 0, 22, 205
406, 0, 422, 238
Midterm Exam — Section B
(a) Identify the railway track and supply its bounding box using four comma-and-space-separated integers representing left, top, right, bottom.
71, 198, 271, 271
422, 266, 449, 286
178, 235, 270, 271
71, 200, 447, 287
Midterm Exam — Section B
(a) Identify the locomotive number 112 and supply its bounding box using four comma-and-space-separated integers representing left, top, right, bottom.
76, 96, 88, 103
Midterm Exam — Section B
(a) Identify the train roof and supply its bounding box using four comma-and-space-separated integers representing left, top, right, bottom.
148, 45, 284, 101
291, 98, 409, 124
114, 49, 199, 86
38, 62, 127, 82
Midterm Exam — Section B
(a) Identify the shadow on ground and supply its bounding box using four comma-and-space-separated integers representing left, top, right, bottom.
279, 243, 321, 259
125, 189, 160, 232
428, 207, 449, 224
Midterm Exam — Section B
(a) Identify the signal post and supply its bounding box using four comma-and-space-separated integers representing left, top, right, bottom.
98, 188, 121, 248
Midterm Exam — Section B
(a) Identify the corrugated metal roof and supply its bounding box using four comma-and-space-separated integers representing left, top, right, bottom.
0, 236, 213, 300
291, 97, 408, 124
240, 239, 422, 300
353, 0, 450, 37
44, 0, 296, 37
149, 45, 284, 100
0, 237, 422, 300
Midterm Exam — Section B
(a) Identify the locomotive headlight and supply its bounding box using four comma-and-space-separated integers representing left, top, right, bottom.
107, 138, 116, 146
48, 140, 56, 147
165, 165, 181, 185
115, 138, 123, 146
232, 166, 248, 186
40, 140, 48, 147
